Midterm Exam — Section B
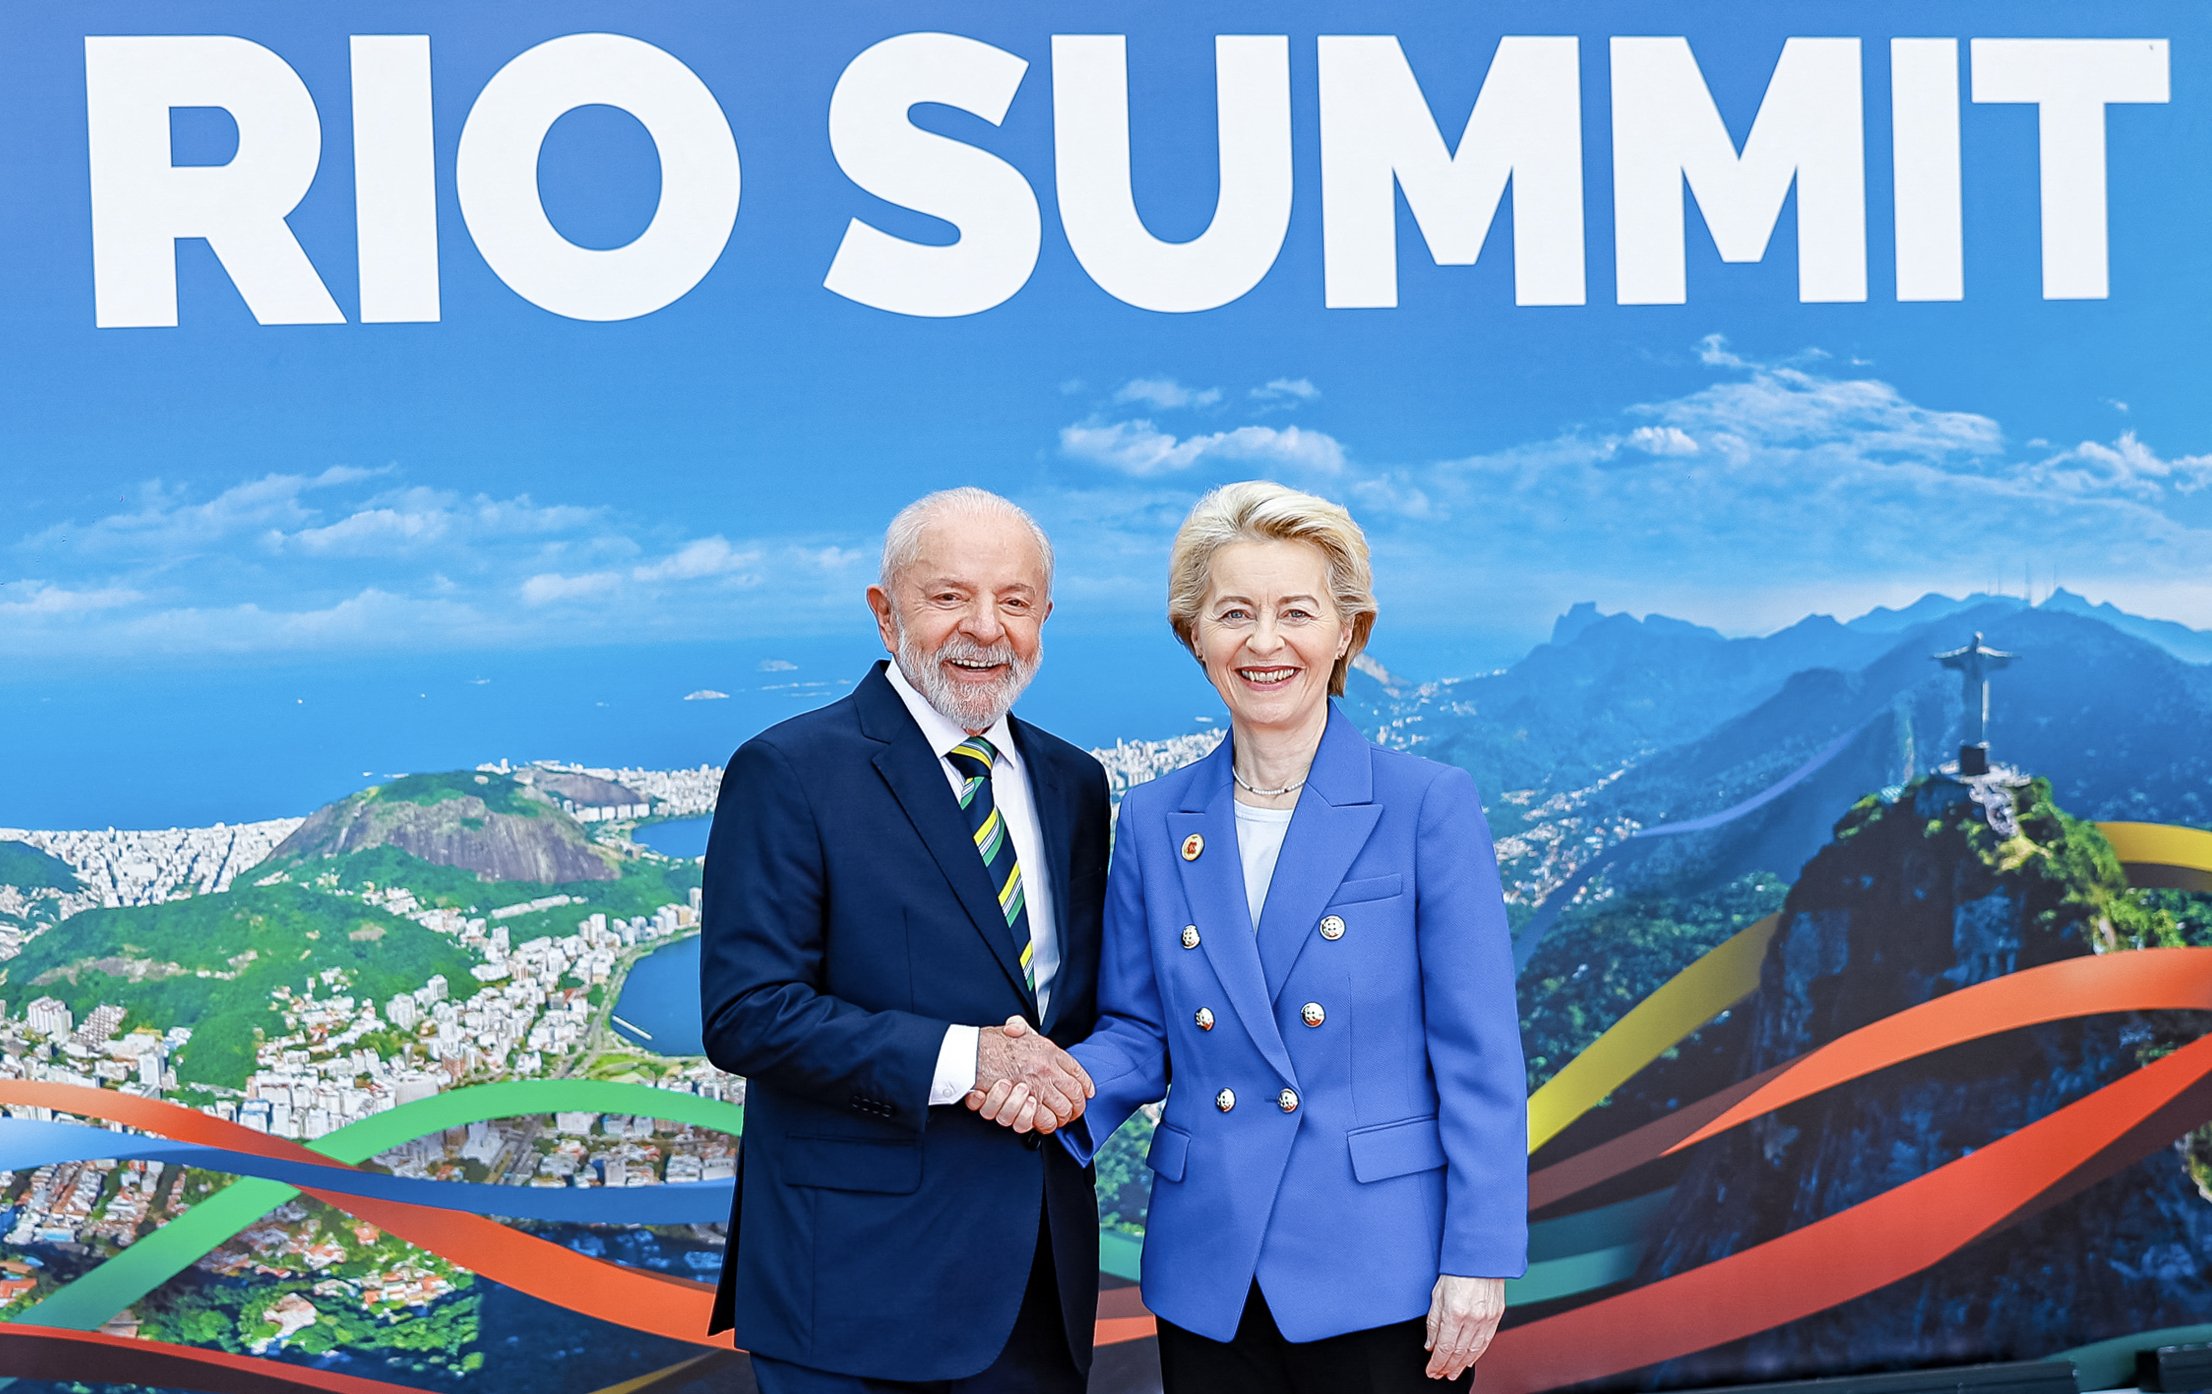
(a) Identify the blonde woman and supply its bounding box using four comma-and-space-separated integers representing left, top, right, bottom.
971, 480, 1528, 1390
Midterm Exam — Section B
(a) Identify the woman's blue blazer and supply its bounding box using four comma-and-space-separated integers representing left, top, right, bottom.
1064, 702, 1528, 1343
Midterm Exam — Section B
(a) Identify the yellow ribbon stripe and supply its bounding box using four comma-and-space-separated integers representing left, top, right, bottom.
1526, 821, 2212, 1157
1526, 916, 1778, 1154
2097, 821, 2212, 891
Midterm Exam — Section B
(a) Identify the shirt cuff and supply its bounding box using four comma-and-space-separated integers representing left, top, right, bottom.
929, 1024, 981, 1105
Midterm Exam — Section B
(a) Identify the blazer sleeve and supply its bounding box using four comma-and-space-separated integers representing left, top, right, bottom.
698, 736, 945, 1131
1416, 764, 1531, 1278
1060, 803, 1172, 1167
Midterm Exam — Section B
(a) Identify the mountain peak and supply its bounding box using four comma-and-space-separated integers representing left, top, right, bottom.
1548, 602, 1724, 648
1551, 601, 1606, 645
263, 771, 617, 884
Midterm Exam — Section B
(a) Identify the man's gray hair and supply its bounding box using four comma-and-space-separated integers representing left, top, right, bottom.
879, 488, 1054, 594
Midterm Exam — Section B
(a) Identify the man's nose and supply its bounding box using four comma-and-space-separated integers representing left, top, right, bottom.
960, 599, 1005, 641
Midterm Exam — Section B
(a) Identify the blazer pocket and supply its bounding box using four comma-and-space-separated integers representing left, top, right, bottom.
1346, 1115, 1444, 1183
784, 1135, 924, 1194
1332, 873, 1404, 906
1146, 1123, 1191, 1183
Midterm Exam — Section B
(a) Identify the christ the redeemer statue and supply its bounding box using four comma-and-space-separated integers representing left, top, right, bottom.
1933, 631, 2018, 771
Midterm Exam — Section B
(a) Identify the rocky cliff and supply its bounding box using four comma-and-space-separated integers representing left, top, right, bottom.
1630, 774, 2212, 1386
265, 772, 617, 884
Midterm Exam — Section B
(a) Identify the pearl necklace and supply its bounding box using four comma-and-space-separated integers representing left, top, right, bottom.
1232, 767, 1306, 798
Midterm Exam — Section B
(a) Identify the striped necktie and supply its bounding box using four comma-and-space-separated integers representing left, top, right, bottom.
945, 736, 1036, 998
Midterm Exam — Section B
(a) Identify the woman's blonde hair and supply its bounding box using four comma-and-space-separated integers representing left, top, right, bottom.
1166, 480, 1375, 697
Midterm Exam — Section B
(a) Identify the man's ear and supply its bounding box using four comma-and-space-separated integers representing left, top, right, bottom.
866, 584, 898, 654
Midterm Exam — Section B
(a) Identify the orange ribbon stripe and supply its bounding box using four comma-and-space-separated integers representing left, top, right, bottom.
1481, 1030, 2212, 1393
0, 1324, 439, 1394
0, 1081, 726, 1347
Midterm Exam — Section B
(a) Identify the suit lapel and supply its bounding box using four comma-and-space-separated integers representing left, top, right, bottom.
1171, 742, 1296, 1083
858, 667, 1033, 1004
1012, 720, 1080, 1034
1256, 707, 1381, 1001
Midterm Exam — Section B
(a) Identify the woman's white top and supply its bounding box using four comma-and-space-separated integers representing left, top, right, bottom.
1232, 801, 1297, 929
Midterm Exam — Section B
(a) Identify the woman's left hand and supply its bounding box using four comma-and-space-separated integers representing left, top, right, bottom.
1424, 1274, 1504, 1381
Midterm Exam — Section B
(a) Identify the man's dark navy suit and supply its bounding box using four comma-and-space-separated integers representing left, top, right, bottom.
700, 661, 1109, 1384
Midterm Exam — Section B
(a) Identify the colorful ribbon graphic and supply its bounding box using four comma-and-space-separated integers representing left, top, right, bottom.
3, 821, 2204, 1390
1484, 1030, 2212, 1394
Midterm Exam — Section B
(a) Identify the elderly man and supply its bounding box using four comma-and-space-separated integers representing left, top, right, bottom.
701, 488, 1109, 1393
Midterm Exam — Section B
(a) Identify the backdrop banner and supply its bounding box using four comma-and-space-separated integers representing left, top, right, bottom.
3, 4, 2210, 1393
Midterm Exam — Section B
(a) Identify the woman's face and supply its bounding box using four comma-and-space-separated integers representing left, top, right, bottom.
1192, 539, 1348, 738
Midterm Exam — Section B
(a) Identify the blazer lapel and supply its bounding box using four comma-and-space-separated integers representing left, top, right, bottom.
858, 667, 1033, 1004
1012, 720, 1080, 1034
1256, 707, 1381, 1001
1171, 741, 1296, 1084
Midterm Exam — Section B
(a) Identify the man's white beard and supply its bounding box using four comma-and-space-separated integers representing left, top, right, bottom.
891, 618, 1039, 733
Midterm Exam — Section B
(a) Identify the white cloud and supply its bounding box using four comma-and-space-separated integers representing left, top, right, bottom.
28, 466, 385, 557
1113, 377, 1223, 410
1695, 333, 1747, 368
283, 505, 451, 554
5, 459, 879, 657
273, 488, 602, 557
1624, 425, 1700, 457
683, 689, 730, 702
0, 582, 144, 616
1400, 341, 2212, 610
632, 536, 762, 584
758, 658, 798, 672
1252, 377, 1320, 403
1059, 419, 1347, 477
6, 588, 497, 658
2027, 431, 2212, 498
519, 571, 622, 606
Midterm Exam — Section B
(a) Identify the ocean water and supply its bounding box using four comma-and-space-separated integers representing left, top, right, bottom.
0, 628, 1209, 830
0, 625, 1518, 831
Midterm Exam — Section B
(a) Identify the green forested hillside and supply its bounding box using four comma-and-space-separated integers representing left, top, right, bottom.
0, 839, 80, 892
1, 883, 478, 1087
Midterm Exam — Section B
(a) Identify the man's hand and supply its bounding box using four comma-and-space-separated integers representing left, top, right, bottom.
1424, 1275, 1504, 1380
965, 1017, 1093, 1134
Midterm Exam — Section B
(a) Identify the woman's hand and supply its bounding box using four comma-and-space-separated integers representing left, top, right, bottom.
1424, 1274, 1504, 1380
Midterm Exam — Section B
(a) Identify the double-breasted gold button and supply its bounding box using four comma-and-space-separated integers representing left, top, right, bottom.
1181, 925, 1201, 950
1215, 1088, 1236, 1112
1278, 1088, 1300, 1113
1300, 1002, 1325, 1028
1318, 914, 1346, 941
1195, 1007, 1215, 1031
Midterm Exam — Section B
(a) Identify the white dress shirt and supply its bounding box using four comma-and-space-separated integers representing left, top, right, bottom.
884, 662, 1062, 1106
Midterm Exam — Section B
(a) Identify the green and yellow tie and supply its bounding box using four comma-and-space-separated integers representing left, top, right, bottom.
946, 736, 1036, 998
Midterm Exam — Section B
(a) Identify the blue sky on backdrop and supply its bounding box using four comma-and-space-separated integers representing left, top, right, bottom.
5, 0, 2211, 679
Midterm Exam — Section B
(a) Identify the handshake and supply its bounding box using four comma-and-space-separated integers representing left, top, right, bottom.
965, 1017, 1093, 1135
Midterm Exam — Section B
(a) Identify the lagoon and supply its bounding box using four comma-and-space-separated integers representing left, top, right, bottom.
635, 815, 711, 860
609, 934, 705, 1056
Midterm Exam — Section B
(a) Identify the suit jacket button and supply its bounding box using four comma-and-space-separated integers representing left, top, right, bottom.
1195, 1007, 1215, 1032
1319, 914, 1346, 941
1023, 1133, 1043, 1151
1300, 1002, 1325, 1028
1215, 1088, 1236, 1113
1278, 1088, 1300, 1113
1181, 925, 1201, 950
